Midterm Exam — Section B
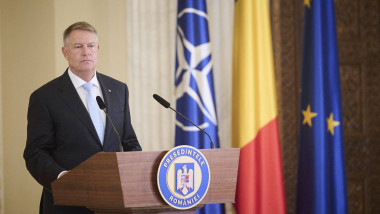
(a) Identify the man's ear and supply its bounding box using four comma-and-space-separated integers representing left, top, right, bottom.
62, 46, 68, 60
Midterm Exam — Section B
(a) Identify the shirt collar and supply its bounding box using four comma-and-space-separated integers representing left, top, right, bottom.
68, 68, 101, 89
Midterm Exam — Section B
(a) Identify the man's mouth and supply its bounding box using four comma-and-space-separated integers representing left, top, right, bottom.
81, 60, 93, 63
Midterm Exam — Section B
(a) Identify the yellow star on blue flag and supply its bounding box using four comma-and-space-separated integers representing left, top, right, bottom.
304, 0, 311, 8
327, 113, 340, 135
302, 104, 317, 127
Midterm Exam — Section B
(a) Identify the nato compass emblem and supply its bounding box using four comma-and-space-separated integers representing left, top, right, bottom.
157, 145, 210, 210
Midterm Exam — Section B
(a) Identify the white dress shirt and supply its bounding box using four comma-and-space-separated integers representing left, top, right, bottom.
68, 68, 106, 127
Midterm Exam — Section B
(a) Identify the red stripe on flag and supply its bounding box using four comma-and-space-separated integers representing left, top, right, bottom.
234, 118, 286, 214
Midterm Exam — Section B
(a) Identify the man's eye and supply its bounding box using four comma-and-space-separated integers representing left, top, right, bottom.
74, 46, 81, 49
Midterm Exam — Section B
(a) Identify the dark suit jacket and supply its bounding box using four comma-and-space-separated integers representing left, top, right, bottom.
24, 70, 142, 214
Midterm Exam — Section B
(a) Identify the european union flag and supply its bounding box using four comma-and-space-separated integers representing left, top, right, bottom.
297, 0, 348, 214
174, 0, 224, 214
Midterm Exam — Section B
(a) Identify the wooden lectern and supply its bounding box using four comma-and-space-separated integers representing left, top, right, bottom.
51, 148, 240, 214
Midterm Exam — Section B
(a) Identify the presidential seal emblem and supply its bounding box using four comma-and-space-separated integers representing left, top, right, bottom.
157, 145, 210, 210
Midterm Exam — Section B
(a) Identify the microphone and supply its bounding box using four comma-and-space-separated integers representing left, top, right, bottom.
96, 96, 123, 152
153, 94, 215, 149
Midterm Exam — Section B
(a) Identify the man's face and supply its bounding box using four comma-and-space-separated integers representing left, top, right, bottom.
62, 30, 99, 75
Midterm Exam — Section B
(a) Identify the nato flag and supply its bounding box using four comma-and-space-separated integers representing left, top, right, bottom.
174, 0, 224, 214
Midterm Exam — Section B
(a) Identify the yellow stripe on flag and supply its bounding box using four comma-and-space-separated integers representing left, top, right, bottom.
232, 0, 278, 148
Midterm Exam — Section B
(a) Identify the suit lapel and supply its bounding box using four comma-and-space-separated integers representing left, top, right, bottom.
56, 70, 102, 146
97, 73, 116, 147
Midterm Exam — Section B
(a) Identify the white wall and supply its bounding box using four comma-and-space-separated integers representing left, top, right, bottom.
1, 0, 56, 213
0, 0, 4, 212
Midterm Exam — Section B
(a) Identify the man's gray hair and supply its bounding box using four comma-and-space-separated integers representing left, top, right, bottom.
63, 21, 98, 46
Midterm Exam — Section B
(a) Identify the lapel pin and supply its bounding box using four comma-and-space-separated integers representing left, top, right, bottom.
108, 89, 112, 93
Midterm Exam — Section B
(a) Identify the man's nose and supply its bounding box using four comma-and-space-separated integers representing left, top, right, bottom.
82, 46, 91, 55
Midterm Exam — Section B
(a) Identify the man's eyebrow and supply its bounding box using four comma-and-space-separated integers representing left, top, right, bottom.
72, 42, 96, 45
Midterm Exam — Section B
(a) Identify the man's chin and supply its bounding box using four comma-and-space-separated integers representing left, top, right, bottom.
70, 67, 96, 74
80, 64, 96, 71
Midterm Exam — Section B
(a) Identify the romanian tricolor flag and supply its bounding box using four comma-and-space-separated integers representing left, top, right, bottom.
232, 0, 286, 213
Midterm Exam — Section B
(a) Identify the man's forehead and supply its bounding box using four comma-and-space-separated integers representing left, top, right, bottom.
68, 30, 98, 42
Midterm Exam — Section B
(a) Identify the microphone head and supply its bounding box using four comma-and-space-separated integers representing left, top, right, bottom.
153, 94, 170, 108
96, 96, 106, 110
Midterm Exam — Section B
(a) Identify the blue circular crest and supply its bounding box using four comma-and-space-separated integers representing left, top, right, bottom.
157, 145, 210, 210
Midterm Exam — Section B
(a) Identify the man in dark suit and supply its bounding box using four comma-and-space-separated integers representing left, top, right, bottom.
23, 21, 142, 214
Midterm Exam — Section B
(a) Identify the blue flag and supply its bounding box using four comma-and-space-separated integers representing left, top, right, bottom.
174, 0, 224, 214
297, 0, 348, 214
